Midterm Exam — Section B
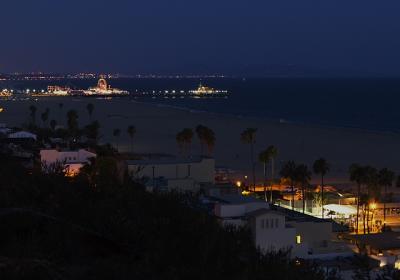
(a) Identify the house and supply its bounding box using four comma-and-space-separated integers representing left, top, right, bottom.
247, 209, 308, 258
40, 149, 96, 176
127, 157, 215, 192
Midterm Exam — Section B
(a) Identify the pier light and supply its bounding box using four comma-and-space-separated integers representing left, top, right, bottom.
0, 108, 4, 113
296, 235, 301, 244
236, 181, 242, 187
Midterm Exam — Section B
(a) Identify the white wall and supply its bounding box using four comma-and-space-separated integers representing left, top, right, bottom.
251, 213, 308, 258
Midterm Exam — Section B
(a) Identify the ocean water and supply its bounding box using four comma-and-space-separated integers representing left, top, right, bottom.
2, 77, 400, 132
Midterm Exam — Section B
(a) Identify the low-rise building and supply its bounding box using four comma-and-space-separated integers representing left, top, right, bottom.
40, 149, 96, 176
212, 194, 352, 259
127, 157, 215, 192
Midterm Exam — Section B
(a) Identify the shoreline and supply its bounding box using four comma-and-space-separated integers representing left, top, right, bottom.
1, 97, 400, 186
5, 94, 398, 137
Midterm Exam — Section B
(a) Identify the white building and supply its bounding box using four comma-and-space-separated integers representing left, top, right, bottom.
212, 194, 351, 259
127, 157, 215, 192
40, 149, 96, 176
247, 209, 308, 258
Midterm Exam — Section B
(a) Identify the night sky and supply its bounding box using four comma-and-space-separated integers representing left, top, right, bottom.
2, 0, 400, 76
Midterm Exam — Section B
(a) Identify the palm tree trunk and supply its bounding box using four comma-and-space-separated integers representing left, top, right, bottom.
356, 183, 360, 234
367, 205, 370, 234
363, 205, 366, 234
270, 158, 274, 203
383, 185, 387, 229
321, 175, 324, 219
291, 180, 295, 211
251, 143, 256, 192
263, 162, 267, 201
302, 185, 305, 213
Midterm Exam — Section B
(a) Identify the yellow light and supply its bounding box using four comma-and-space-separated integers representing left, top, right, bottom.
395, 260, 400, 270
296, 235, 301, 244
236, 181, 242, 187
241, 190, 250, 196
370, 203, 377, 210
0, 108, 3, 113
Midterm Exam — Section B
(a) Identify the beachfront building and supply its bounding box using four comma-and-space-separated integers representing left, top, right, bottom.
40, 149, 96, 176
127, 157, 215, 192
212, 194, 352, 259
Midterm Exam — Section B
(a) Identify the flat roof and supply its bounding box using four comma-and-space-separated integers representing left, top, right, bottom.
127, 156, 213, 166
211, 194, 267, 205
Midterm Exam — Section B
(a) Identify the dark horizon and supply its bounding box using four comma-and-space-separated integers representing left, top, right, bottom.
2, 0, 400, 76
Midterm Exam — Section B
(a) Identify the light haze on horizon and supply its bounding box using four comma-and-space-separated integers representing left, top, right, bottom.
1, 0, 400, 76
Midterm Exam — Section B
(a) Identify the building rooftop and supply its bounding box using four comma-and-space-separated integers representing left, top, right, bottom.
211, 194, 267, 205
127, 156, 213, 166
271, 205, 348, 232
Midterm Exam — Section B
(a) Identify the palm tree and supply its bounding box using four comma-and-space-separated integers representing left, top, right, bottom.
84, 121, 100, 145
196, 125, 207, 155
50, 119, 57, 131
378, 168, 395, 230
203, 127, 216, 156
280, 161, 297, 211
241, 128, 257, 191
182, 128, 193, 156
364, 166, 378, 234
41, 108, 50, 128
266, 145, 278, 202
176, 128, 193, 157
313, 158, 330, 218
113, 128, 121, 150
66, 110, 79, 139
295, 164, 311, 213
176, 131, 186, 156
86, 103, 94, 121
127, 125, 136, 153
195, 125, 216, 156
259, 149, 271, 201
29, 105, 37, 125
349, 164, 367, 234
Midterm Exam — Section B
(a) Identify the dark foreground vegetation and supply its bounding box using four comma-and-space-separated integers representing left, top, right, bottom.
0, 153, 332, 280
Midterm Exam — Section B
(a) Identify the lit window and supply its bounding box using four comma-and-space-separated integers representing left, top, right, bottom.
296, 235, 301, 244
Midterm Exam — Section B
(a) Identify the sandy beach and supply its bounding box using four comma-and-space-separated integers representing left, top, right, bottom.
1, 97, 400, 186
